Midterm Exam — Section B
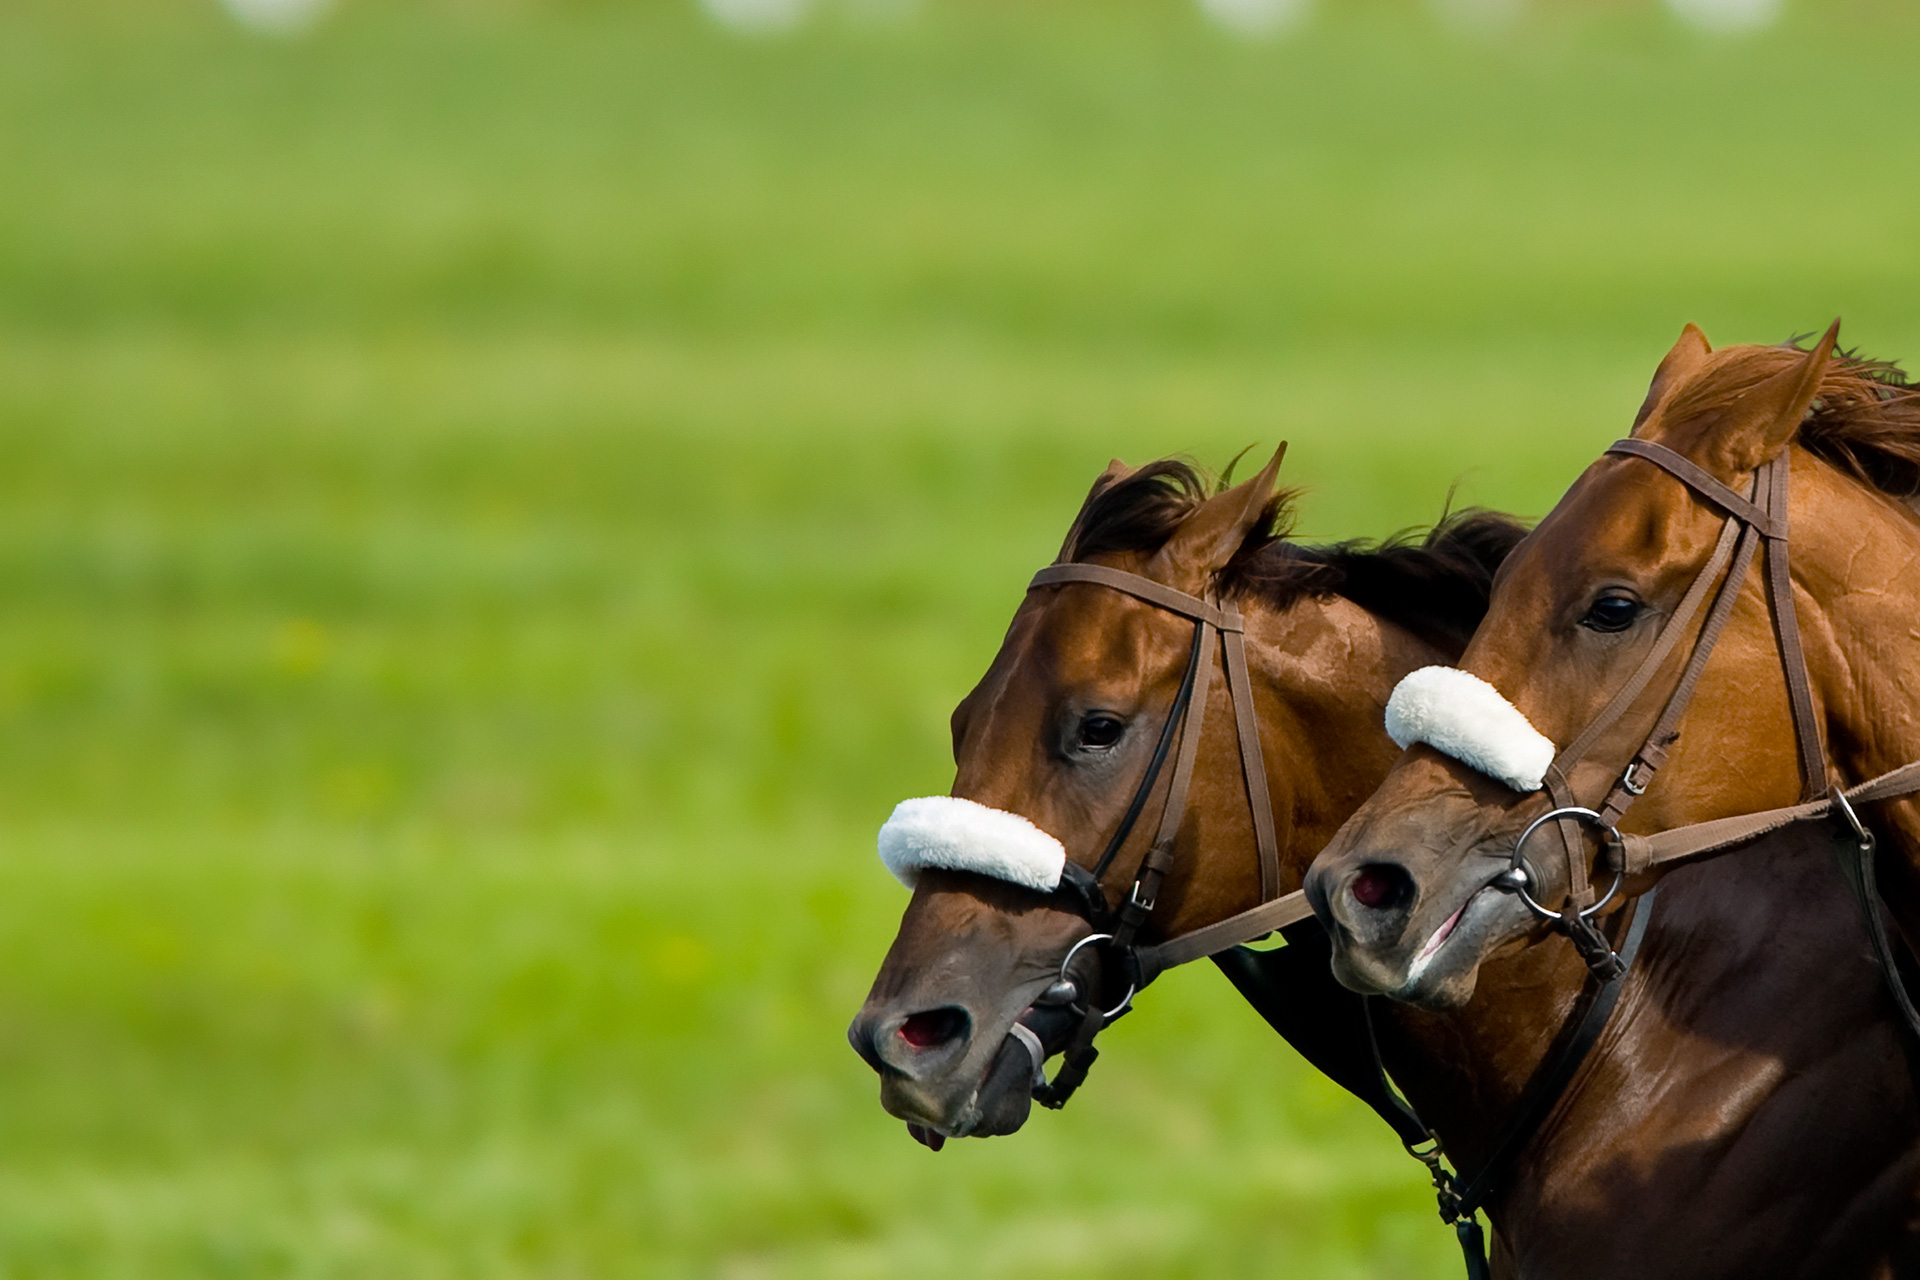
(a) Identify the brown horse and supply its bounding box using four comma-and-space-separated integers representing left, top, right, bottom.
848, 452, 1920, 1277
1307, 325, 1920, 1015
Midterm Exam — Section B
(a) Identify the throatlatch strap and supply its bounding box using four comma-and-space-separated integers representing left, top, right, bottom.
1222, 624, 1282, 902
1762, 454, 1828, 801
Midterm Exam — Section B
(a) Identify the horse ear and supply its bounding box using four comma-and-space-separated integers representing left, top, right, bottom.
1054, 458, 1135, 563
1147, 442, 1287, 587
1719, 319, 1838, 469
1632, 324, 1713, 432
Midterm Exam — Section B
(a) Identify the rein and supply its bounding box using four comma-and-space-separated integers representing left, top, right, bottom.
1024, 561, 1658, 1280
1498, 439, 1920, 1033
1368, 886, 1658, 1280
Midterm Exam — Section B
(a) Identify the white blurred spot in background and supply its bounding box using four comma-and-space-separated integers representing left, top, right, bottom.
1666, 0, 1786, 34
1430, 0, 1526, 36
1197, 0, 1313, 40
220, 0, 333, 36
700, 0, 812, 36
840, 0, 920, 26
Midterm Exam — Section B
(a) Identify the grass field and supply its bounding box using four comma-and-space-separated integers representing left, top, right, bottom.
4, 0, 1920, 1275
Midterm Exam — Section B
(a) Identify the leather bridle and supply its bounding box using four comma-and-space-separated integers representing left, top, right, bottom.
1015, 562, 1312, 1107
1015, 558, 1662, 1280
983, 439, 1920, 1277
1492, 438, 1920, 1032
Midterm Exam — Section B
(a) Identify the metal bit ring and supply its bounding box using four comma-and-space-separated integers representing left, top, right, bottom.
1506, 806, 1626, 922
1060, 933, 1136, 1021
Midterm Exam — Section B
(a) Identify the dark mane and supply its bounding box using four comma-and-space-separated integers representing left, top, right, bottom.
1665, 339, 1920, 498
1061, 458, 1530, 651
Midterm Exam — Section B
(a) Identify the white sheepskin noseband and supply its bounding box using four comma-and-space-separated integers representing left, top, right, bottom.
876, 796, 1067, 893
1384, 666, 1556, 793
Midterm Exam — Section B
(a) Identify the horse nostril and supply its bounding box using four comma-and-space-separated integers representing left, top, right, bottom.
1350, 863, 1414, 912
898, 1007, 970, 1051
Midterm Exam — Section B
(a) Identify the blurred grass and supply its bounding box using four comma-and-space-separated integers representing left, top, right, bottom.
3, 0, 1920, 1275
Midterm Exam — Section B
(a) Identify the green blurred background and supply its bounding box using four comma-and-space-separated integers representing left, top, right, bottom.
3, 0, 1919, 1275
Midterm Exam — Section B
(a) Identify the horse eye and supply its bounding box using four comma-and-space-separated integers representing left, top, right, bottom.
1078, 713, 1126, 750
1580, 593, 1643, 634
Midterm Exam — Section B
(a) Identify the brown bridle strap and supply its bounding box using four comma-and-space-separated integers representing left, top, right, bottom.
1763, 453, 1830, 802
1224, 624, 1282, 902
1518, 437, 1914, 991
1495, 444, 1815, 977
1531, 444, 1812, 918
1536, 512, 1747, 911
1615, 760, 1920, 876
1606, 437, 1785, 536
1018, 561, 1307, 1111
1028, 563, 1281, 920
1030, 563, 1242, 631
1025, 563, 1307, 977
1601, 440, 1824, 802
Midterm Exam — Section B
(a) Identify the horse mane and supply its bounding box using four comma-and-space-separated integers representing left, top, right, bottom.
1060, 458, 1531, 651
1660, 338, 1920, 499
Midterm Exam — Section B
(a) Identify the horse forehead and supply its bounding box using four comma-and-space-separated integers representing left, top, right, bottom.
1019, 587, 1177, 683
1528, 463, 1697, 577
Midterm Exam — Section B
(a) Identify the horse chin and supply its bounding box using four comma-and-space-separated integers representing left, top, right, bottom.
967, 1035, 1040, 1137
879, 1030, 1038, 1142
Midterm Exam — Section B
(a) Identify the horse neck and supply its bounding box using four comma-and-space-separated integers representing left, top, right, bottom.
1790, 454, 1920, 781
1239, 592, 1449, 865
1374, 929, 1592, 1177
1243, 594, 1595, 1166
1240, 588, 1907, 1253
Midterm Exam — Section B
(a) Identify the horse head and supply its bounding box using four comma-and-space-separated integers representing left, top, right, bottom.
848, 446, 1517, 1144
1308, 320, 1920, 1005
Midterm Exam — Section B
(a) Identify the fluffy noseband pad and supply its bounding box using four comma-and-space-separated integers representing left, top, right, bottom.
877, 796, 1068, 893
1384, 666, 1556, 793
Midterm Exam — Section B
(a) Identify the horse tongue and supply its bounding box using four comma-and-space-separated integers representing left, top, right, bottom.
906, 1123, 946, 1152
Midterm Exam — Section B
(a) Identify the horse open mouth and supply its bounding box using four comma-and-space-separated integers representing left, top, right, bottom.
1407, 870, 1518, 984
1413, 901, 1466, 971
